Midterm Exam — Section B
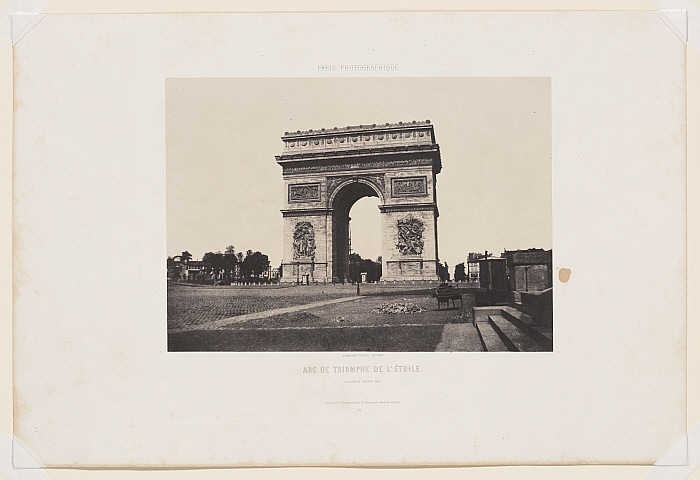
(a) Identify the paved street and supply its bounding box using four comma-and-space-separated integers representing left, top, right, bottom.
167, 284, 481, 351
167, 284, 355, 330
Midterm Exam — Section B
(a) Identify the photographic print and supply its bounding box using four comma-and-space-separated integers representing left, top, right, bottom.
166, 77, 553, 352
11, 10, 686, 467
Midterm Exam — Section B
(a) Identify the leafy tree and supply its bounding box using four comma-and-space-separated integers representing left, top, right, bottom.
348, 253, 381, 282
167, 257, 181, 280
454, 262, 466, 282
348, 253, 362, 282
438, 262, 450, 282
360, 258, 382, 283
222, 246, 238, 281
242, 251, 270, 282
202, 251, 224, 278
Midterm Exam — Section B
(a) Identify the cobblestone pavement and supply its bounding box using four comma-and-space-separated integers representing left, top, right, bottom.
254, 294, 473, 329
168, 285, 479, 351
167, 284, 356, 330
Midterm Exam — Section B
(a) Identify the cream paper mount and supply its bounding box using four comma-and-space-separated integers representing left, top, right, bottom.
11, 11, 686, 467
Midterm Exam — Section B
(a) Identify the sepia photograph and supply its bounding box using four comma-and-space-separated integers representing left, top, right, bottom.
166, 77, 553, 352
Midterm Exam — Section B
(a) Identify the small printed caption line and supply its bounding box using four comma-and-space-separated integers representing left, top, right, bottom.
317, 64, 399, 72
303, 365, 421, 373
326, 400, 400, 405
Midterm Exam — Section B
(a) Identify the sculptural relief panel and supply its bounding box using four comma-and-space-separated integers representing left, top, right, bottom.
288, 183, 321, 202
292, 221, 316, 259
283, 157, 433, 175
326, 174, 385, 200
391, 176, 427, 197
395, 215, 425, 256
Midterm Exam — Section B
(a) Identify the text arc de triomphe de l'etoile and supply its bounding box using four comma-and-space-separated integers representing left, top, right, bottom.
276, 120, 442, 283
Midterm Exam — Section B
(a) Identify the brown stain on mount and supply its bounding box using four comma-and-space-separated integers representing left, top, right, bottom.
558, 268, 571, 283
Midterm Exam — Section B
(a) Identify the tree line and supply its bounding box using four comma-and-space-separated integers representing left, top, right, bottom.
168, 248, 472, 284
347, 253, 382, 283
439, 262, 469, 282
453, 262, 467, 282
167, 245, 273, 284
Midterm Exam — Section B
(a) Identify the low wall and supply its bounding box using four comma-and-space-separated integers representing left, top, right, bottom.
474, 289, 510, 307
520, 289, 553, 327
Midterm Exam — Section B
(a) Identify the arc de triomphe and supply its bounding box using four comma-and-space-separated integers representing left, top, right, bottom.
276, 120, 442, 283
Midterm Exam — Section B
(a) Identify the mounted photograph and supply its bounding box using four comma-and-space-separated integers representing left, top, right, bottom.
11, 10, 687, 468
166, 77, 552, 352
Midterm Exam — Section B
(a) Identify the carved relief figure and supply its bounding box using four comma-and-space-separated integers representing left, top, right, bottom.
392, 177, 427, 196
289, 184, 320, 202
395, 215, 424, 255
293, 221, 316, 259
394, 179, 425, 194
284, 158, 432, 175
326, 174, 385, 200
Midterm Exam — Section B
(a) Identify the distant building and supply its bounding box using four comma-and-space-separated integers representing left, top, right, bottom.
185, 260, 206, 280
466, 252, 484, 282
501, 248, 552, 292
167, 253, 207, 281
167, 252, 191, 280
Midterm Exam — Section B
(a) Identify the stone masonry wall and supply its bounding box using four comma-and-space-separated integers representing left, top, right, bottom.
381, 208, 439, 281
281, 214, 329, 281
278, 121, 441, 282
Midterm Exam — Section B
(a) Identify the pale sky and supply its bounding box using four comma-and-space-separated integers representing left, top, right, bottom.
166, 77, 551, 270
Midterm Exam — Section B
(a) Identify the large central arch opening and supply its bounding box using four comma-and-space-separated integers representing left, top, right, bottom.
331, 181, 380, 283
349, 196, 382, 282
